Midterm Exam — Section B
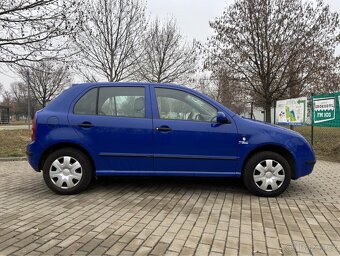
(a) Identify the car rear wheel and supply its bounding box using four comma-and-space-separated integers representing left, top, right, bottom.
243, 151, 291, 197
43, 148, 93, 195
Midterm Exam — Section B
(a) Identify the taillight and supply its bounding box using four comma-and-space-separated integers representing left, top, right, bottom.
31, 114, 36, 141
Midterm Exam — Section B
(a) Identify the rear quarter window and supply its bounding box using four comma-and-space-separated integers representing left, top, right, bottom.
74, 88, 98, 115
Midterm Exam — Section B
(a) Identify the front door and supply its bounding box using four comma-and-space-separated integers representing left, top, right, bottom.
151, 87, 239, 174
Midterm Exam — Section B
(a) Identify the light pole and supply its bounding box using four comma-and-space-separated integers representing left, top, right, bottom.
26, 69, 31, 130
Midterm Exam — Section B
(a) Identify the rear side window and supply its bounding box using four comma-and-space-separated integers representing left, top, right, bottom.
98, 87, 145, 118
74, 88, 97, 115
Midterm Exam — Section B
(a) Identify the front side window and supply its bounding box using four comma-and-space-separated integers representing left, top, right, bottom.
155, 88, 217, 122
98, 87, 145, 118
74, 88, 97, 115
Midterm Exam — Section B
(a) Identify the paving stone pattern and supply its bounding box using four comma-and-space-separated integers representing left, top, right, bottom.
0, 160, 340, 255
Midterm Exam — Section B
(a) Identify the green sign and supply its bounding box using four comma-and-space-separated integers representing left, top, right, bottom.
312, 92, 340, 127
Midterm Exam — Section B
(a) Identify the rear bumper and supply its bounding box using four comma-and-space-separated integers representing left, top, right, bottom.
26, 141, 43, 172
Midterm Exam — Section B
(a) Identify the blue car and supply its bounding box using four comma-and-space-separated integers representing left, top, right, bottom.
26, 82, 315, 196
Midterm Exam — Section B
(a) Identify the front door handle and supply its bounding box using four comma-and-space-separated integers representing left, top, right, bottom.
78, 122, 94, 128
156, 126, 172, 132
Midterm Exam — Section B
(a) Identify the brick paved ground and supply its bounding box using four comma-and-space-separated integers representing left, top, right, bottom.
0, 160, 340, 256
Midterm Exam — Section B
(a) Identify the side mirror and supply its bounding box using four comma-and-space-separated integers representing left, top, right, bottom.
216, 111, 229, 124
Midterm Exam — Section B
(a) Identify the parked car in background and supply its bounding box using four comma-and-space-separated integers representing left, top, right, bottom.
27, 82, 316, 196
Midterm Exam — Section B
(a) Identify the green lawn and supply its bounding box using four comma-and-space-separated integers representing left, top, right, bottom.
0, 129, 31, 157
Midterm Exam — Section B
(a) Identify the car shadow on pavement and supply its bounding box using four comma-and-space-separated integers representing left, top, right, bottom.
89, 176, 248, 194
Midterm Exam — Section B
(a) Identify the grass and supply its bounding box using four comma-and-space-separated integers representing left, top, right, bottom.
282, 125, 340, 162
0, 129, 31, 157
0, 126, 339, 162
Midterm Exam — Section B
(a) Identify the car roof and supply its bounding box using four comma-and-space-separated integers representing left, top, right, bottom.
72, 82, 188, 90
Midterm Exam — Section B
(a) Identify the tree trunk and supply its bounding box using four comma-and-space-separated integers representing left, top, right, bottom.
265, 103, 271, 123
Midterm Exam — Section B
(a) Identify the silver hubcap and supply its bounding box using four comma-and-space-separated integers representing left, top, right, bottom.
253, 159, 285, 192
49, 156, 82, 189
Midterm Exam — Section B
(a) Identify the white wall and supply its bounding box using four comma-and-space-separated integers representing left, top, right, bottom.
240, 106, 275, 124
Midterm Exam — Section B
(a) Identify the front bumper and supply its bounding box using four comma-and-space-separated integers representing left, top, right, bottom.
292, 150, 316, 180
305, 160, 316, 165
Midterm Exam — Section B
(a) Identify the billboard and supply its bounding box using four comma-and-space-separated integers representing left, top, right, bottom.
276, 97, 307, 126
312, 92, 340, 127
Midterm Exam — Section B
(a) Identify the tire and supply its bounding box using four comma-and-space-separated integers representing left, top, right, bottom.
243, 151, 291, 197
43, 148, 93, 195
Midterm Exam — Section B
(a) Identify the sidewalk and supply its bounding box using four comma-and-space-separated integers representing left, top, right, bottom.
0, 160, 339, 255
0, 125, 29, 130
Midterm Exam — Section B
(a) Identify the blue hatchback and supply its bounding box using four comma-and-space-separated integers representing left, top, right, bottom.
27, 82, 315, 196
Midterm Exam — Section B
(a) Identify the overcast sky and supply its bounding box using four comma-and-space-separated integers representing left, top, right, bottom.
1, 0, 339, 89
148, 0, 340, 41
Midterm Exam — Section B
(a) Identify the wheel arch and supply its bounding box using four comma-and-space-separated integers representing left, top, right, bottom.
39, 142, 96, 175
242, 144, 296, 178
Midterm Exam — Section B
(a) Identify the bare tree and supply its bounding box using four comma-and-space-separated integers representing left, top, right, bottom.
189, 70, 248, 114
19, 62, 71, 107
73, 0, 146, 82
0, 89, 12, 107
214, 71, 249, 114
295, 56, 340, 95
0, 0, 81, 66
203, 0, 339, 122
10, 82, 29, 119
137, 19, 197, 83
0, 82, 40, 120
190, 74, 219, 100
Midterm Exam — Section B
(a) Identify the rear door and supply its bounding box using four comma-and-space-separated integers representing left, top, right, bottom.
151, 86, 240, 174
68, 85, 153, 173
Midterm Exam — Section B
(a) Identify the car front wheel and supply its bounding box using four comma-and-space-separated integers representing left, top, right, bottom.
43, 148, 93, 195
243, 151, 291, 197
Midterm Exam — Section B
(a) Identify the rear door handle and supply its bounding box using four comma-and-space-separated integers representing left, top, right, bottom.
156, 126, 172, 132
78, 122, 94, 128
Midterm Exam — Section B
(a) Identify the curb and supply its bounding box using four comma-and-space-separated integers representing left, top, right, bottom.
0, 157, 27, 162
